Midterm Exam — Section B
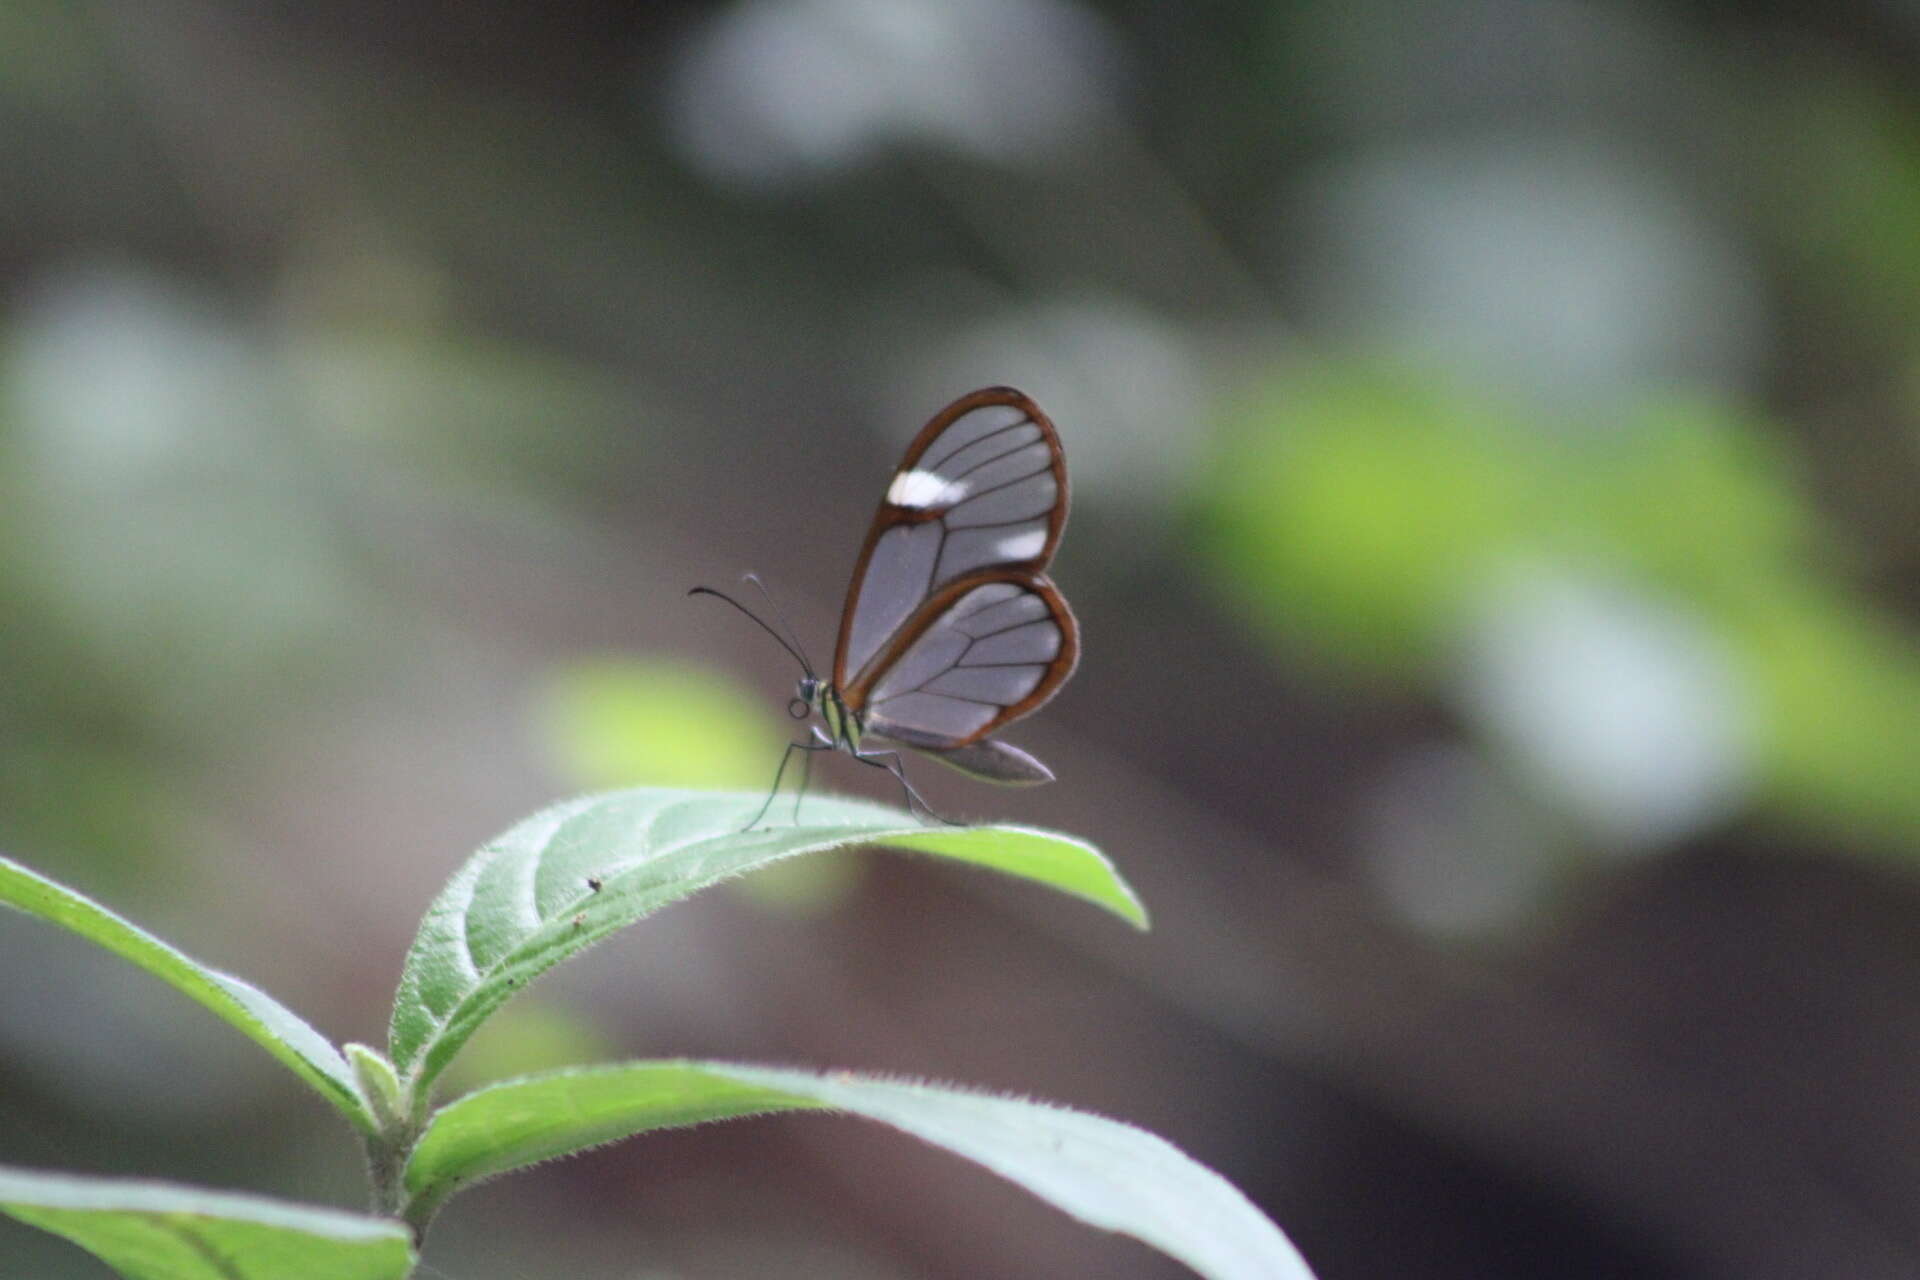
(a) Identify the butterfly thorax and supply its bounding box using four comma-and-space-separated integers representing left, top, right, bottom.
800, 676, 863, 752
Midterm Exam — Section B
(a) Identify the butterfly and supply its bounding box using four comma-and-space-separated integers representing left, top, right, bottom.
693, 386, 1078, 826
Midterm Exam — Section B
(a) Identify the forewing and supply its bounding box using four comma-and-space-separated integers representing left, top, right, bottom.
834, 388, 1067, 688
849, 573, 1078, 749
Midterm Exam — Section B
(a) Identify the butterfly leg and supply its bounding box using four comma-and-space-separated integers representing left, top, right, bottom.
850, 747, 961, 826
746, 732, 836, 832
792, 726, 834, 824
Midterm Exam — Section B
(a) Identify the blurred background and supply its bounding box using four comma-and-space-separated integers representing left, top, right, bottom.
2, 1, 1918, 1276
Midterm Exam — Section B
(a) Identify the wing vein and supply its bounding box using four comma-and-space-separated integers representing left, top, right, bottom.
946, 435, 1046, 484
967, 616, 1056, 641
875, 688, 1006, 708
921, 418, 1032, 471
945, 511, 1052, 533
948, 468, 1051, 508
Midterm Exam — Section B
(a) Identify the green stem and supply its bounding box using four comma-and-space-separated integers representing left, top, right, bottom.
365, 1129, 410, 1220
349, 1046, 423, 1228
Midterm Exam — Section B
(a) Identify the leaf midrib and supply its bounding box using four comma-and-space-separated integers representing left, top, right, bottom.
397, 798, 772, 1079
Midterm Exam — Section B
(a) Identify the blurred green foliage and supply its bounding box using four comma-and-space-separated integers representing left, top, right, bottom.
538, 658, 776, 792
1199, 363, 1920, 855
1768, 69, 1920, 338
441, 999, 617, 1096
1202, 368, 1537, 675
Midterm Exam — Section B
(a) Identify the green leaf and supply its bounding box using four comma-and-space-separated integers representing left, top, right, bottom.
0, 856, 372, 1135
401, 1061, 823, 1226
0, 1165, 414, 1280
345, 1044, 405, 1132
388, 789, 1144, 1094
405, 1062, 1311, 1280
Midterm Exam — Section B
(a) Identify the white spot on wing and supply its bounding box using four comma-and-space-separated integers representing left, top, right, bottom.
994, 527, 1047, 560
887, 468, 963, 508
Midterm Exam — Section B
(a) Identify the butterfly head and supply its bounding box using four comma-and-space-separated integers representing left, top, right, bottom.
791, 675, 823, 720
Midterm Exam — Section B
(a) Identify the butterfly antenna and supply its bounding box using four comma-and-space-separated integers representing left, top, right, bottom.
688, 581, 815, 678
743, 572, 818, 679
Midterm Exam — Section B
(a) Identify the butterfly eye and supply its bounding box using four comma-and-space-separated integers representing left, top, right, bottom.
787, 696, 810, 720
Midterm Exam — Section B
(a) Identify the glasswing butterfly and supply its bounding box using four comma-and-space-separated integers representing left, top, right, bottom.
693, 386, 1079, 827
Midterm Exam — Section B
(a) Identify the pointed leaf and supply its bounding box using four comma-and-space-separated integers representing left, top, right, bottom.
0, 1165, 414, 1280
0, 856, 371, 1135
388, 790, 1143, 1092
406, 1062, 1309, 1280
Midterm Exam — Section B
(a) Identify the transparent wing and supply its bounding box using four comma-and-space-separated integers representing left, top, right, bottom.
921, 738, 1056, 786
833, 387, 1067, 689
849, 574, 1077, 749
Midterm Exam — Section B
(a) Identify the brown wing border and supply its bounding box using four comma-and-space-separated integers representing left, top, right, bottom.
831, 387, 1068, 689
843, 569, 1079, 748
